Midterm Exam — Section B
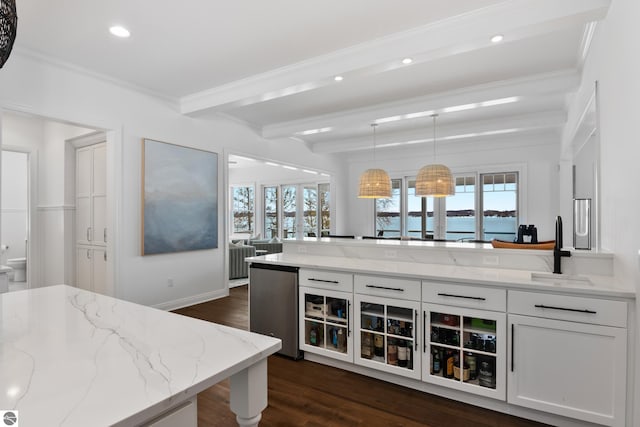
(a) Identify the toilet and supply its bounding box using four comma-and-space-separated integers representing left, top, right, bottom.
7, 257, 26, 282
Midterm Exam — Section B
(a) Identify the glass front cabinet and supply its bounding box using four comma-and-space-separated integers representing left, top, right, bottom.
299, 287, 353, 362
354, 294, 421, 380
423, 303, 506, 400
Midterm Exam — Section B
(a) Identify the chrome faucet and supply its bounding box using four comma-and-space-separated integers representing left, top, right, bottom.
553, 216, 571, 274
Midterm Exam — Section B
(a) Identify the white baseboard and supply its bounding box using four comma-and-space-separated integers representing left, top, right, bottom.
153, 288, 229, 311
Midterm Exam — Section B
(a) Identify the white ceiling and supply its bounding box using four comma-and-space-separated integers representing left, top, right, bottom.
11, 0, 610, 154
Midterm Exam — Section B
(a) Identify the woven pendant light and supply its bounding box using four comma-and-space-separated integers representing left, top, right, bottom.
415, 114, 454, 197
358, 123, 391, 199
0, 0, 18, 68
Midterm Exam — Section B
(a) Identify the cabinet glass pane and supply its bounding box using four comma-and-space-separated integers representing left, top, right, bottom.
304, 294, 325, 320
325, 325, 348, 354
305, 320, 324, 347
387, 338, 413, 370
430, 346, 460, 381
387, 306, 413, 338
361, 303, 384, 332
431, 311, 460, 327
463, 316, 497, 354
326, 297, 347, 325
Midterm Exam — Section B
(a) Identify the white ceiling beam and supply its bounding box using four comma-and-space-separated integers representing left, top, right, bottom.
180, 0, 608, 116
263, 70, 579, 140
310, 111, 567, 154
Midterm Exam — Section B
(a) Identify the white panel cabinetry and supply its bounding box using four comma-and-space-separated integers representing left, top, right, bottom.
508, 291, 627, 427
76, 142, 108, 294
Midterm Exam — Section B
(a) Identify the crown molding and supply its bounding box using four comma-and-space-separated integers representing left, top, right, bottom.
12, 47, 179, 107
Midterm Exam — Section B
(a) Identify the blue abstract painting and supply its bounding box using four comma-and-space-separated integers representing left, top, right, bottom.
142, 139, 218, 255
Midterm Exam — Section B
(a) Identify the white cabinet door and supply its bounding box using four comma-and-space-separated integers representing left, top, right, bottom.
76, 147, 92, 196
299, 286, 353, 362
508, 314, 627, 426
92, 249, 107, 295
76, 248, 92, 291
354, 294, 421, 380
76, 197, 92, 245
423, 303, 506, 400
93, 195, 107, 246
92, 143, 107, 195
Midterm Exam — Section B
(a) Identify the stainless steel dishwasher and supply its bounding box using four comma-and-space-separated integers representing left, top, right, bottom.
249, 263, 302, 359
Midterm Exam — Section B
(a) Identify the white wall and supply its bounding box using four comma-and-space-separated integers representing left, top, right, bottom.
343, 133, 560, 240
0, 52, 347, 308
563, 0, 640, 416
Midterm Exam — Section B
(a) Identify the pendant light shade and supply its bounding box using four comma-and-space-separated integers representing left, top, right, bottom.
358, 123, 392, 199
358, 168, 392, 198
0, 0, 18, 68
415, 114, 455, 197
415, 163, 454, 197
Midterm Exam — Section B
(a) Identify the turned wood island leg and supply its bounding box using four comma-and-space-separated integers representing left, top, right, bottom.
230, 358, 269, 427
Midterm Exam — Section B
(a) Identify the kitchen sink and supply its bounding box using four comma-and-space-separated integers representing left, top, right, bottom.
530, 272, 593, 286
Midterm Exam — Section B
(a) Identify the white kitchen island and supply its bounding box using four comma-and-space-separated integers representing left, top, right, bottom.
0, 284, 281, 427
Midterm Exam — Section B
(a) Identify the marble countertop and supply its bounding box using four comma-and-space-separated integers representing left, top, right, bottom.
0, 285, 281, 426
248, 253, 635, 299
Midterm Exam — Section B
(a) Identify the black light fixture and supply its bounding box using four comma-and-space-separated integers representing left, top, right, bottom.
0, 0, 18, 68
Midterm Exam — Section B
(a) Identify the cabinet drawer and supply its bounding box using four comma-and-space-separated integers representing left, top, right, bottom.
354, 275, 420, 301
299, 269, 353, 292
423, 281, 506, 312
508, 290, 627, 327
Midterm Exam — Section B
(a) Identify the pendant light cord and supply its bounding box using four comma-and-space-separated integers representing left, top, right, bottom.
432, 114, 438, 162
371, 123, 378, 166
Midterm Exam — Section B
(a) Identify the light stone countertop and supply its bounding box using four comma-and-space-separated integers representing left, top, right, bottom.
0, 284, 281, 427
247, 253, 635, 299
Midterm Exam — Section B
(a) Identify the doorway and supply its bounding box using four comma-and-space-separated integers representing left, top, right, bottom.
1, 149, 29, 291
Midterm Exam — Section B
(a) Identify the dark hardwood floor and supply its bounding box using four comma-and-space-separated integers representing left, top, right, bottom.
173, 286, 549, 427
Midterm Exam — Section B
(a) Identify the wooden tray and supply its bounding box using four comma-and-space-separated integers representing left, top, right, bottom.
490, 239, 555, 250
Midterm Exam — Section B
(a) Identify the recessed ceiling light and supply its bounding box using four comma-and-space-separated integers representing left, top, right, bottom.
109, 26, 130, 38
402, 58, 413, 65
491, 34, 504, 43
334, 75, 344, 82
282, 165, 298, 171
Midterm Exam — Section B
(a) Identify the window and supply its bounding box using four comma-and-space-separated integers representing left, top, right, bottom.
445, 175, 475, 241
264, 186, 278, 238
231, 186, 254, 233
319, 183, 330, 237
282, 185, 297, 238
375, 171, 519, 241
481, 172, 518, 241
375, 179, 402, 237
261, 183, 330, 239
303, 185, 318, 236
406, 179, 434, 239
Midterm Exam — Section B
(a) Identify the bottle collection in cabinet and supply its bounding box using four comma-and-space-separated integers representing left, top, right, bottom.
299, 287, 353, 362
354, 294, 421, 379
423, 303, 506, 400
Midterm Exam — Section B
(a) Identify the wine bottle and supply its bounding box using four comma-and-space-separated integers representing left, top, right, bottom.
374, 334, 384, 357
432, 349, 441, 373
397, 341, 408, 368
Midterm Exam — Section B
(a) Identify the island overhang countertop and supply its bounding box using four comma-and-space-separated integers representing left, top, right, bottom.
247, 252, 634, 299
0, 285, 281, 427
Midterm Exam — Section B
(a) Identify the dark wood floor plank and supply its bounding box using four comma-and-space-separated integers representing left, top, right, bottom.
174, 285, 549, 427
